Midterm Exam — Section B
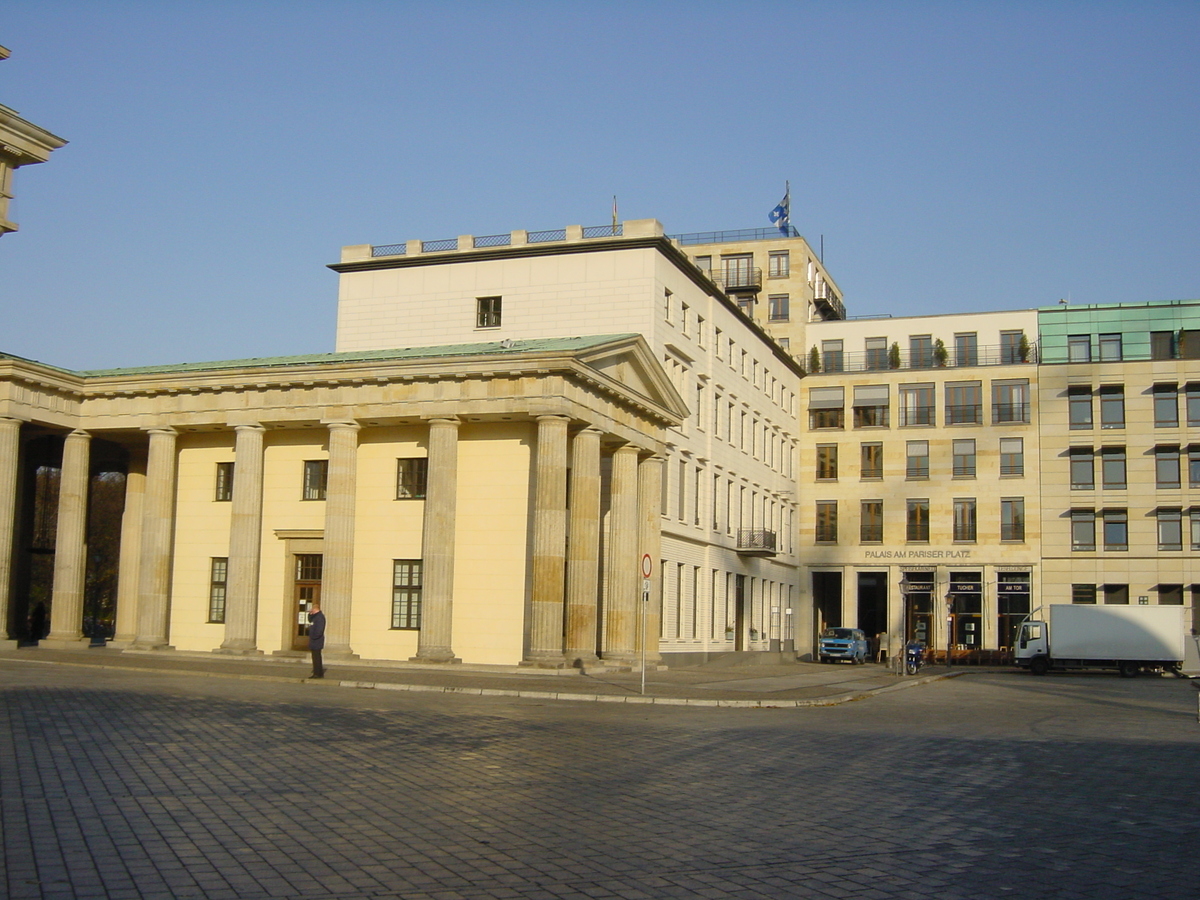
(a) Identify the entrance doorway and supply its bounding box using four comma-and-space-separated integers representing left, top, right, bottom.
856, 572, 888, 641
904, 571, 935, 646
291, 554, 323, 651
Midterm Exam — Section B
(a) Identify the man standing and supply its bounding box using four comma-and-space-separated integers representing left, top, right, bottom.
307, 598, 326, 679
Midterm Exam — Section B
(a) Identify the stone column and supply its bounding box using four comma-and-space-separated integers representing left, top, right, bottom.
43, 430, 92, 647
133, 427, 178, 650
524, 415, 570, 666
564, 427, 602, 667
413, 417, 460, 663
110, 453, 146, 647
220, 424, 266, 654
322, 421, 359, 657
602, 444, 640, 664
638, 454, 664, 666
0, 417, 21, 645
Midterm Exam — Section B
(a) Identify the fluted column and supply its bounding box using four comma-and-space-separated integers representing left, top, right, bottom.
602, 444, 640, 664
110, 453, 146, 646
524, 415, 570, 666
43, 430, 92, 647
638, 455, 664, 666
0, 417, 21, 644
133, 427, 178, 650
564, 427, 602, 667
413, 417, 460, 663
220, 424, 266, 654
322, 421, 359, 657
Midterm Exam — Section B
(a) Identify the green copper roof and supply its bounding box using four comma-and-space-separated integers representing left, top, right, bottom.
2, 335, 639, 379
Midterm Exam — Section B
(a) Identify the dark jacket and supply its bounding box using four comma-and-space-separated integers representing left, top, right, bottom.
307, 610, 326, 650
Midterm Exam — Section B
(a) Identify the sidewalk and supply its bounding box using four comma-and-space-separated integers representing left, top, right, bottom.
0, 644, 974, 707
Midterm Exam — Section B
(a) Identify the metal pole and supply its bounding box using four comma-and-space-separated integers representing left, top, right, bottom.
640, 588, 647, 695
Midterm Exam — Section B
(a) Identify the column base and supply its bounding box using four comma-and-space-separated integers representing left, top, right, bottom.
38, 637, 92, 650
410, 652, 462, 664
0, 638, 18, 650
520, 655, 569, 669
129, 641, 174, 651
214, 645, 265, 657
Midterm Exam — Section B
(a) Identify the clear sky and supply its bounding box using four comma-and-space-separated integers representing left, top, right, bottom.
2, 1, 1198, 370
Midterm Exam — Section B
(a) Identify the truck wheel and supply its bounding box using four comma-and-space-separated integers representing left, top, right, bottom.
1029, 657, 1050, 676
1118, 661, 1139, 678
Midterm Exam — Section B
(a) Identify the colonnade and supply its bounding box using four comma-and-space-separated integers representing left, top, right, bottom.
0, 415, 664, 667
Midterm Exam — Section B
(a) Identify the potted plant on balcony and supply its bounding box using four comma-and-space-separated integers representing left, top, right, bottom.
888, 342, 901, 369
1018, 333, 1031, 362
933, 338, 948, 367
808, 345, 821, 373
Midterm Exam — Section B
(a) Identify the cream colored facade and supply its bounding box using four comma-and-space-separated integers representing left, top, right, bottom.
0, 45, 67, 237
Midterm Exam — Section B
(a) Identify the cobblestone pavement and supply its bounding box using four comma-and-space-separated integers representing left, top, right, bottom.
2, 662, 1198, 900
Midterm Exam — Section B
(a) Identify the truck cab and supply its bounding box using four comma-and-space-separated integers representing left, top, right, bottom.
1014, 620, 1049, 674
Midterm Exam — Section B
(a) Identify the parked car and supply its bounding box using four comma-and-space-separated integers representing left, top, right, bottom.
819, 627, 869, 664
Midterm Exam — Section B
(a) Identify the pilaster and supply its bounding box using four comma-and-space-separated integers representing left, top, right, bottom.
0, 417, 21, 645
638, 454, 664, 666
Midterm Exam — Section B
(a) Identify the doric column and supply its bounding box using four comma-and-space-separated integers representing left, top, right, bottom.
110, 453, 146, 646
220, 424, 266, 654
564, 427, 602, 667
638, 454, 664, 666
322, 420, 359, 657
602, 444, 640, 664
133, 427, 178, 650
43, 430, 92, 647
413, 417, 460, 663
524, 415, 570, 666
0, 417, 21, 644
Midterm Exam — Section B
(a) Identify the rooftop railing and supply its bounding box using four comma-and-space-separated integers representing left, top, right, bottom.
670, 226, 800, 245
371, 223, 628, 257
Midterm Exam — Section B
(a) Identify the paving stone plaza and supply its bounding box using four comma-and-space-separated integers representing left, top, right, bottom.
2, 661, 1199, 900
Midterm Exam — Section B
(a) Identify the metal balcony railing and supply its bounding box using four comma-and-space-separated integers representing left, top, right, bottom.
706, 266, 763, 294
736, 529, 777, 556
670, 226, 801, 245
808, 343, 1039, 374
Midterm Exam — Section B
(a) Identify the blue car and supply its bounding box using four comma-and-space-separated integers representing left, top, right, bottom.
818, 627, 869, 664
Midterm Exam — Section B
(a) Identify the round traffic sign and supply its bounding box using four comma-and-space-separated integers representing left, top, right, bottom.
641, 554, 652, 578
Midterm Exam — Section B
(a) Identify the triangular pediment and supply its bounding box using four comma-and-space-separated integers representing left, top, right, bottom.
576, 335, 689, 421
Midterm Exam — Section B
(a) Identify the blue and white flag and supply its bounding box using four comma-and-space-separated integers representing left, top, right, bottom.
768, 182, 790, 235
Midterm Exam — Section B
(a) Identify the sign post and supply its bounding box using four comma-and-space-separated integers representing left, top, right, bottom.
641, 554, 652, 695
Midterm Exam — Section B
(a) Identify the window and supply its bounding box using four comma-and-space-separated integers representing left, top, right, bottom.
778, 337, 789, 350
1099, 385, 1125, 429
391, 560, 423, 629
909, 335, 934, 369
816, 444, 838, 480
1102, 510, 1128, 551
954, 333, 978, 367
993, 380, 1030, 423
821, 340, 844, 373
768, 250, 789, 277
1000, 438, 1024, 476
906, 441, 929, 479
397, 458, 429, 499
694, 256, 711, 273
1154, 385, 1179, 427
1098, 333, 1123, 361
815, 501, 838, 543
860, 501, 883, 543
1072, 584, 1097, 604
208, 558, 228, 623
1100, 447, 1126, 489
860, 442, 883, 479
1192, 509, 1200, 551
906, 499, 930, 542
946, 382, 982, 425
1069, 448, 1094, 490
865, 337, 888, 370
1068, 386, 1093, 429
852, 385, 889, 427
476, 295, 502, 328
1156, 446, 1181, 489
1067, 335, 1091, 362
215, 462, 234, 501
1151, 331, 1175, 360
1188, 384, 1200, 428
1000, 330, 1025, 364
768, 294, 789, 321
1103, 584, 1129, 605
952, 439, 976, 477
680, 302, 690, 335
1189, 446, 1200, 488
714, 327, 723, 358
1001, 498, 1025, 541
1159, 584, 1184, 605
1157, 509, 1183, 551
663, 288, 673, 321
303, 460, 328, 500
696, 316, 706, 347
953, 499, 977, 542
899, 384, 935, 426
1071, 510, 1095, 551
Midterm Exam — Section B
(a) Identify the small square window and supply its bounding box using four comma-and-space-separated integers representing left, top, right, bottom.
476, 295, 502, 328
1067, 335, 1091, 362
303, 460, 329, 501
1099, 333, 1123, 361
1072, 584, 1097, 604
397, 458, 429, 499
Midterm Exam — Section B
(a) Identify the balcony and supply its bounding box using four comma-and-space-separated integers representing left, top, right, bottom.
808, 343, 1038, 374
707, 266, 763, 294
737, 529, 778, 557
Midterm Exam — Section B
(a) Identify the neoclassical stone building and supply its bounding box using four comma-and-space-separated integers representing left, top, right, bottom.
0, 336, 686, 666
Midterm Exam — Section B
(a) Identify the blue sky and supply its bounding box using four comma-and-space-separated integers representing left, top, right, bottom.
3, 1, 1198, 369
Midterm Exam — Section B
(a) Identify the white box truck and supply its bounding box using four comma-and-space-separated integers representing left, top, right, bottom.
1014, 604, 1186, 677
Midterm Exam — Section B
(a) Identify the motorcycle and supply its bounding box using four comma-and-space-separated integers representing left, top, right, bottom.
905, 641, 925, 676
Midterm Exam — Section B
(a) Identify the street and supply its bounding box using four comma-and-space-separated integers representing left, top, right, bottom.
2, 661, 1198, 900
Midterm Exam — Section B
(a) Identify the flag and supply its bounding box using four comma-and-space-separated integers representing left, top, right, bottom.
768, 182, 790, 235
